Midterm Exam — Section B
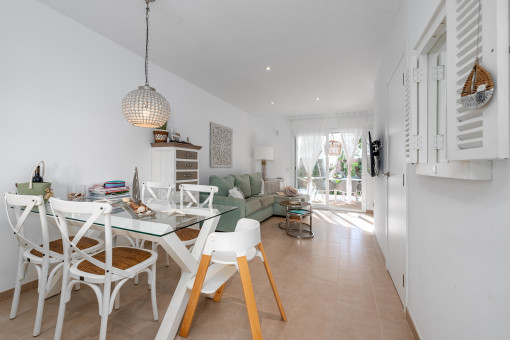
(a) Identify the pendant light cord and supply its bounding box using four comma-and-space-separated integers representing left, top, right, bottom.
145, 0, 150, 86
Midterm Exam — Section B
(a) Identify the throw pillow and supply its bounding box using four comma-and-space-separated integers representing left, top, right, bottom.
228, 187, 245, 199
234, 174, 252, 198
209, 175, 235, 196
263, 179, 281, 194
248, 172, 263, 195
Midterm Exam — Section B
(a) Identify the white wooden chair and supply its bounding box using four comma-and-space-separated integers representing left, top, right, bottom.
49, 198, 158, 340
4, 193, 103, 337
170, 184, 218, 248
179, 184, 217, 209
139, 182, 175, 267
141, 181, 174, 203
179, 218, 286, 340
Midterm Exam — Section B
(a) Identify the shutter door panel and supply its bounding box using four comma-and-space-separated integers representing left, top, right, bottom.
404, 67, 412, 163
447, 0, 510, 160
405, 56, 419, 164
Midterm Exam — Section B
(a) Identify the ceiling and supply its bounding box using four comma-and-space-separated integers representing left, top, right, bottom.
39, 0, 401, 118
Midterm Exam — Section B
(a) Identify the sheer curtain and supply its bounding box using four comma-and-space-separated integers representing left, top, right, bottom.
340, 129, 362, 203
292, 119, 328, 194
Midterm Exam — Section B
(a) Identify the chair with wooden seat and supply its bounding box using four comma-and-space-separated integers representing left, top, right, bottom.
49, 198, 158, 340
141, 181, 174, 203
174, 184, 218, 247
4, 193, 103, 337
138, 182, 175, 267
112, 181, 175, 251
179, 218, 286, 340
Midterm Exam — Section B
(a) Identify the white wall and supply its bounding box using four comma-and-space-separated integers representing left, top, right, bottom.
0, 0, 258, 292
254, 118, 295, 186
374, 0, 510, 339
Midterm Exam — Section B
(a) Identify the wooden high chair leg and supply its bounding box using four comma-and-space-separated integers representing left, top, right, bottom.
257, 243, 287, 322
237, 256, 263, 340
213, 283, 226, 302
179, 254, 211, 338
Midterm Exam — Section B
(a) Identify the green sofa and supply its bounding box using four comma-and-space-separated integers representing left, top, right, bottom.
201, 172, 310, 232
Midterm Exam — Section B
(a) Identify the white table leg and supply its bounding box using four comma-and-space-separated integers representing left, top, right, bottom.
155, 215, 220, 340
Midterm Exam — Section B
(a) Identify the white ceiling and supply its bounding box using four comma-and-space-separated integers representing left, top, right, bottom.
39, 0, 401, 118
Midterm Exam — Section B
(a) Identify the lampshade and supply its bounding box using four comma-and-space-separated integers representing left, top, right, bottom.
329, 140, 342, 156
254, 146, 274, 160
122, 85, 170, 128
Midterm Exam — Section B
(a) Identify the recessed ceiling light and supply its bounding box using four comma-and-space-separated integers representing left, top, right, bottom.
270, 101, 275, 105
316, 97, 320, 101
265, 66, 271, 71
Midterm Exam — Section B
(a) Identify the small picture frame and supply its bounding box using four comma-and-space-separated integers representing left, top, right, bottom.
172, 133, 181, 142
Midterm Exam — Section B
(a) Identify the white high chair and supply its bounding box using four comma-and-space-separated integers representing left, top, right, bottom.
4, 193, 103, 337
179, 218, 286, 340
49, 198, 158, 340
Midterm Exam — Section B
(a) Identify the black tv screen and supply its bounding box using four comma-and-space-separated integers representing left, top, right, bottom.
366, 131, 381, 177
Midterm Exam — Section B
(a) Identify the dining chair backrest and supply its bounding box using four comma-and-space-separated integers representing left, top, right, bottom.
202, 219, 261, 258
179, 184, 218, 209
4, 193, 58, 259
49, 198, 134, 279
141, 182, 175, 202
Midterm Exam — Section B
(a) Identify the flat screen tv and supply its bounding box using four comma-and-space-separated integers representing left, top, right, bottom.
366, 131, 381, 177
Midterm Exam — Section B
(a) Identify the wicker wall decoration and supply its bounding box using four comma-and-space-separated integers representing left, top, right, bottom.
210, 122, 233, 168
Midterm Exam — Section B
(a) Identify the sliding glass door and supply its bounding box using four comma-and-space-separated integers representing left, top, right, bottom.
296, 131, 365, 212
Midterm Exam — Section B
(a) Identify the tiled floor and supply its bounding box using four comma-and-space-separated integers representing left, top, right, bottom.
0, 211, 414, 339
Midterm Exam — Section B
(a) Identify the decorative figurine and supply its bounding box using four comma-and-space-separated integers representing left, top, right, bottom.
132, 167, 141, 204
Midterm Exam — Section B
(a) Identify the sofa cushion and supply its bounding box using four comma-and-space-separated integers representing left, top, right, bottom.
248, 172, 263, 196
234, 174, 252, 198
209, 175, 235, 196
257, 195, 274, 208
245, 198, 262, 216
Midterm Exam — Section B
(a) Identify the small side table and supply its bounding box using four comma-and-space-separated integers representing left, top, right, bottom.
278, 201, 314, 239
286, 208, 313, 239
278, 200, 308, 230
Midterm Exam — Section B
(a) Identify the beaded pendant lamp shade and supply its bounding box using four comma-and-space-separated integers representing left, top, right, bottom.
122, 0, 170, 128
329, 140, 342, 156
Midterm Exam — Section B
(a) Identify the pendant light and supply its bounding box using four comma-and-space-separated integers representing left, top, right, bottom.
329, 140, 342, 156
122, 0, 170, 128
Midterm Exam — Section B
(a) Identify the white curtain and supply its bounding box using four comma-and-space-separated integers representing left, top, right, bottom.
340, 129, 362, 203
292, 119, 328, 194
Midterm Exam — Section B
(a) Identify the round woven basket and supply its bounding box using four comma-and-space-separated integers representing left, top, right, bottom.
153, 129, 169, 143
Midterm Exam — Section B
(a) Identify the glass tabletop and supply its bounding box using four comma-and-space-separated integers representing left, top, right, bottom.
27, 200, 237, 237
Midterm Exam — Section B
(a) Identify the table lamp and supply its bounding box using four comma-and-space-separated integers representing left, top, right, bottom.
254, 146, 274, 180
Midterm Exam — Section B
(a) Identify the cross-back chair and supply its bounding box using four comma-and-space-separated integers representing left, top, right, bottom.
49, 198, 158, 340
179, 218, 286, 340
4, 193, 103, 337
179, 184, 217, 209
141, 181, 174, 202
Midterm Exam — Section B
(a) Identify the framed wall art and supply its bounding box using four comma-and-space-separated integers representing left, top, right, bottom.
210, 122, 233, 168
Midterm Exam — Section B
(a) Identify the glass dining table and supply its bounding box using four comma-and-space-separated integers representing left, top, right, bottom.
30, 198, 237, 340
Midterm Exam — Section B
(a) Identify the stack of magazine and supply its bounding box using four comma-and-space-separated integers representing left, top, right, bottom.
89, 181, 130, 213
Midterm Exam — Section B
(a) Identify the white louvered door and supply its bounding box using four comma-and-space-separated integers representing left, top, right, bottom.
446, 0, 510, 160
404, 56, 418, 164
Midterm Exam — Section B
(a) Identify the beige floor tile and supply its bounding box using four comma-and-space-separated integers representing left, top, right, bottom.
0, 213, 413, 340
335, 302, 384, 340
